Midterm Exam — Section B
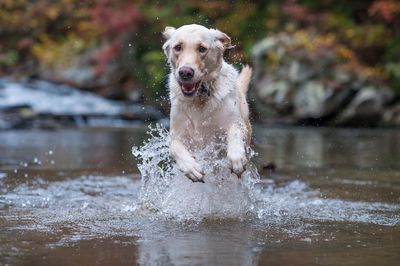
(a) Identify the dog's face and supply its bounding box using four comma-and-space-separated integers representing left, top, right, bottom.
163, 24, 232, 97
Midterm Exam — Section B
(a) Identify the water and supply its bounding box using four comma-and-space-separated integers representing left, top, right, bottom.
132, 125, 260, 220
0, 78, 122, 115
0, 126, 399, 265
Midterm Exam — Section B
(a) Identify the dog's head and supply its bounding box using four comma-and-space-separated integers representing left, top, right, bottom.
162, 24, 232, 97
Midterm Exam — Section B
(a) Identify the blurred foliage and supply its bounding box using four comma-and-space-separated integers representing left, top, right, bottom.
31, 33, 88, 71
0, 0, 400, 99
265, 29, 387, 81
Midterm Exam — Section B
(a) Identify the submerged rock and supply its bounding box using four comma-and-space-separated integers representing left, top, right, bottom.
0, 78, 164, 129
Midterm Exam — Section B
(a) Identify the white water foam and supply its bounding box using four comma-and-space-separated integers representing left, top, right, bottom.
132, 124, 260, 220
132, 125, 400, 225
0, 125, 398, 248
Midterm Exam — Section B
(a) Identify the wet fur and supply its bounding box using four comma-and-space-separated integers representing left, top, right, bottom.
163, 24, 252, 182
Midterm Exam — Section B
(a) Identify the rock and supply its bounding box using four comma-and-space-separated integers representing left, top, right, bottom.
252, 78, 292, 119
0, 105, 36, 130
319, 86, 357, 118
288, 60, 317, 83
293, 81, 358, 121
382, 104, 400, 127
251, 31, 394, 126
332, 87, 394, 127
293, 81, 325, 118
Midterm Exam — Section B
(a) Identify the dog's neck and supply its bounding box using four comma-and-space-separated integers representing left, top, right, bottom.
199, 81, 212, 97
196, 58, 224, 98
171, 61, 236, 110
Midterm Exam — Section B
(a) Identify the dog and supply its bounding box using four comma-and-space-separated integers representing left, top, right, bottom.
163, 24, 252, 183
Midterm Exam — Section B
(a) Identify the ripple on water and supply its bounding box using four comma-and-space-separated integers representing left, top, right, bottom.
131, 125, 400, 226
0, 125, 399, 245
0, 174, 399, 245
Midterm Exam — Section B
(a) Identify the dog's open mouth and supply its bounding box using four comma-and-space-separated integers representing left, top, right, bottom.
180, 81, 201, 96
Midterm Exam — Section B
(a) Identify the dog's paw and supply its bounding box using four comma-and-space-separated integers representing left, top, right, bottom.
228, 150, 247, 177
176, 156, 205, 183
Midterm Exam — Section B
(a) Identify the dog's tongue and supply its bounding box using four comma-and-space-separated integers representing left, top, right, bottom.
182, 82, 195, 92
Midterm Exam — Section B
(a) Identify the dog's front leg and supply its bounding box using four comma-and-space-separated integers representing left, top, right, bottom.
227, 123, 248, 176
170, 139, 205, 183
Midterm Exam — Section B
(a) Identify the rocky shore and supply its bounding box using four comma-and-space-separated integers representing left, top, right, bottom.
250, 32, 400, 127
1, 32, 400, 129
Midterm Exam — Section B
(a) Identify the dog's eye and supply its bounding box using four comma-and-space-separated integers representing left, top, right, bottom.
174, 44, 182, 52
198, 46, 207, 53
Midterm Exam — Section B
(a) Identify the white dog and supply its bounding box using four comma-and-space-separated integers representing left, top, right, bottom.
163, 24, 252, 183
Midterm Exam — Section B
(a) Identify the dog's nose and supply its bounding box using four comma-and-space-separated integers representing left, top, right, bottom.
178, 67, 194, 80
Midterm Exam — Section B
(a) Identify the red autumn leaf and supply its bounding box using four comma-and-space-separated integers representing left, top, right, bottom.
90, 1, 142, 37
369, 0, 398, 22
94, 40, 122, 63
281, 0, 317, 24
17, 37, 33, 50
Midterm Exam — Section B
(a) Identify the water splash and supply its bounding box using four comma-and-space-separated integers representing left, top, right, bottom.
132, 124, 400, 226
132, 124, 261, 220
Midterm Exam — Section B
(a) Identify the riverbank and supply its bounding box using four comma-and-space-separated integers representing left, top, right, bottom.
1, 77, 400, 130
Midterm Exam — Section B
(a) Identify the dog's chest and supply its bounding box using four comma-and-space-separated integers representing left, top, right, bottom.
190, 111, 220, 132
184, 108, 226, 143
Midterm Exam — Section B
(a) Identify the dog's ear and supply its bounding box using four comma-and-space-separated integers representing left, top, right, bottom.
211, 29, 234, 50
162, 26, 176, 58
162, 26, 176, 40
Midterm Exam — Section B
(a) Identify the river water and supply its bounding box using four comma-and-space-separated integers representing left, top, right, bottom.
0, 125, 399, 265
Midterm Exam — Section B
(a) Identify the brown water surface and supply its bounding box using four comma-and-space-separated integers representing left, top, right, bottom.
0, 126, 399, 265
